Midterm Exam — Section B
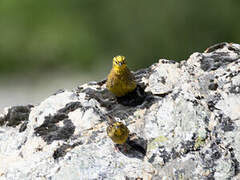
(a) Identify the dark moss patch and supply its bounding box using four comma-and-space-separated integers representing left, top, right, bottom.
34, 114, 75, 144
35, 102, 85, 141
0, 105, 33, 127
200, 51, 237, 71
53, 141, 82, 159
58, 101, 83, 114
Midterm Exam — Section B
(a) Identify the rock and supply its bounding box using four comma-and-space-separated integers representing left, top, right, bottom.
0, 42, 240, 179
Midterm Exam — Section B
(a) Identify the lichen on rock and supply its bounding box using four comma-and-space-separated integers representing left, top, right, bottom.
0, 42, 240, 179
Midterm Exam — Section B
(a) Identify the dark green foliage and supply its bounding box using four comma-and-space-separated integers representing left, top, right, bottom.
0, 1, 239, 74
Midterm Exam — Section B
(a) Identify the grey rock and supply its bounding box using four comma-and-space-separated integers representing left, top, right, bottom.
0, 42, 240, 179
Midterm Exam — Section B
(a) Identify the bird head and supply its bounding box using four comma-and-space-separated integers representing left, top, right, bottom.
113, 55, 127, 71
107, 122, 124, 137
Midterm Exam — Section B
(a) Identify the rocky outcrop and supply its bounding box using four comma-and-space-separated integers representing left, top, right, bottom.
0, 42, 240, 179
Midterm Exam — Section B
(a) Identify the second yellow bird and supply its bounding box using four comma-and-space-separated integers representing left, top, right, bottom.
107, 121, 129, 144
106, 55, 137, 97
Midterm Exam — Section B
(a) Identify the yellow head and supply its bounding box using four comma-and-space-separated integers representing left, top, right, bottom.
112, 55, 127, 73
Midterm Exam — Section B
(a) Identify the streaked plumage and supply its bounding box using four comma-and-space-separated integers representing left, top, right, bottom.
106, 55, 136, 97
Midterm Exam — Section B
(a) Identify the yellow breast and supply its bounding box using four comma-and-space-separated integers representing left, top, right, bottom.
106, 67, 136, 97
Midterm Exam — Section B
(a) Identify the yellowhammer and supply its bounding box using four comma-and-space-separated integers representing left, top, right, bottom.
107, 121, 129, 144
106, 55, 137, 97
107, 121, 146, 155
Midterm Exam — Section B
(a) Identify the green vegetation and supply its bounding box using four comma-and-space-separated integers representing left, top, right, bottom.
0, 1, 239, 75
148, 136, 168, 150
194, 136, 206, 150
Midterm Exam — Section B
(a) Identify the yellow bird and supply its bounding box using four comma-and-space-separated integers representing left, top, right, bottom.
107, 121, 129, 144
106, 120, 146, 155
106, 55, 137, 97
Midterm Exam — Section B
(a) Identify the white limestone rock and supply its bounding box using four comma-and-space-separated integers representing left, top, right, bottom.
0, 42, 240, 179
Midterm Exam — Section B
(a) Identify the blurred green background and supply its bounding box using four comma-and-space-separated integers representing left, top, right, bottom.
0, 1, 239, 109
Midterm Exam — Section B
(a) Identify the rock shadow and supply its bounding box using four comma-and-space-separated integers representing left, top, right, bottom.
115, 134, 147, 160
116, 85, 147, 107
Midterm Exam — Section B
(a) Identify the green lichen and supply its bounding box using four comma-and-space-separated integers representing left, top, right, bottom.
147, 136, 168, 150
194, 136, 206, 150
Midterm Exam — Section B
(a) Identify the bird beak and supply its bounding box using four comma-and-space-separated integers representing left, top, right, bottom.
118, 62, 122, 66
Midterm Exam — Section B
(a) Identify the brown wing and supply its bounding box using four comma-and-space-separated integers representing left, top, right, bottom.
106, 69, 115, 89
